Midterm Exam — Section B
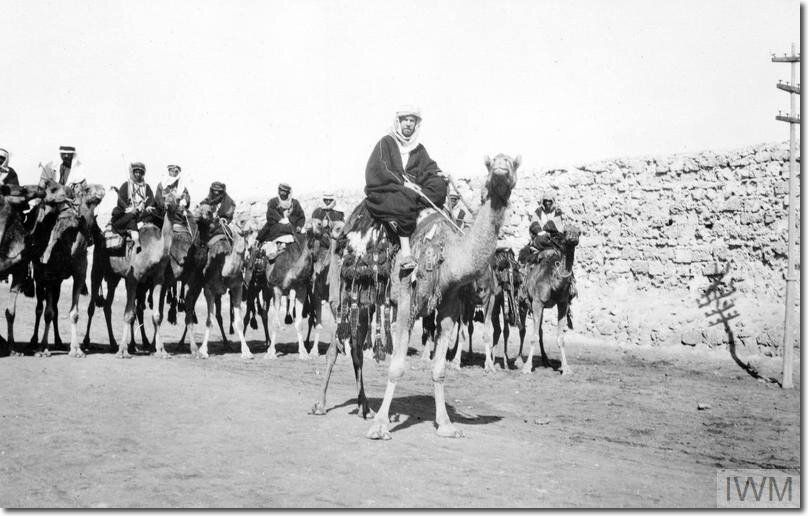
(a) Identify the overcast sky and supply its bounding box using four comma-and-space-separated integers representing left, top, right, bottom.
3, 0, 801, 202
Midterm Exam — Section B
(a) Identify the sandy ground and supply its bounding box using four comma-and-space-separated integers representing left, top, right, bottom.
0, 284, 800, 508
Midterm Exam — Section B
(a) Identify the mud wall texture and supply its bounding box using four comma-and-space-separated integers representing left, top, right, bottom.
235, 141, 801, 355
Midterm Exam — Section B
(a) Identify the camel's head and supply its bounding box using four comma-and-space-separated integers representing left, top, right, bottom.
233, 214, 259, 249
74, 182, 106, 222
482, 153, 520, 210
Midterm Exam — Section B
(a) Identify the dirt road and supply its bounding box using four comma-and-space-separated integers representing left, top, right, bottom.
0, 287, 800, 507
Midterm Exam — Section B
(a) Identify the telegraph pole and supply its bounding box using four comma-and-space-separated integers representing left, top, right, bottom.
772, 43, 800, 389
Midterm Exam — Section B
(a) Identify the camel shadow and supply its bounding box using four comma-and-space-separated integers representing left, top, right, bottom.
330, 394, 503, 434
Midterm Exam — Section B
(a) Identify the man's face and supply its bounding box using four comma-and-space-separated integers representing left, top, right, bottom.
61, 153, 74, 165
323, 197, 333, 206
279, 189, 290, 200
132, 168, 145, 183
542, 199, 554, 211
399, 115, 417, 138
168, 167, 180, 178
0, 156, 6, 167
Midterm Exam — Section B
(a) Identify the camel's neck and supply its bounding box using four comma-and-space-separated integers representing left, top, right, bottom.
564, 245, 575, 274
445, 199, 508, 283
222, 233, 248, 279
160, 211, 173, 257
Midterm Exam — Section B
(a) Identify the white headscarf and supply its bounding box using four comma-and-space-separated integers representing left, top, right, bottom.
159, 165, 186, 196
389, 106, 423, 155
0, 148, 9, 173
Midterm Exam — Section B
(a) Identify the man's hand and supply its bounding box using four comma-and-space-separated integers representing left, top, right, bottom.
179, 199, 188, 208
145, 206, 156, 214
125, 206, 136, 214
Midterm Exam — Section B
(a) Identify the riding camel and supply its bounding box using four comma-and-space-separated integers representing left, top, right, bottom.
183, 207, 256, 359
483, 246, 526, 371
85, 194, 178, 358
517, 225, 580, 374
281, 225, 334, 358
0, 183, 47, 355
29, 182, 106, 357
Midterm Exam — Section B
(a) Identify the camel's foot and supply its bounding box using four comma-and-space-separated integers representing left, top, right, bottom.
199, 351, 209, 360
521, 363, 533, 375
436, 423, 465, 439
365, 421, 391, 440
310, 402, 327, 416
241, 349, 254, 360
153, 350, 171, 359
10, 348, 24, 357
35, 349, 51, 358
449, 359, 462, 371
420, 350, 431, 362
541, 356, 551, 369
264, 351, 278, 360
501, 358, 510, 370
358, 406, 376, 420
68, 348, 86, 358
483, 360, 497, 374
298, 351, 311, 361
514, 355, 524, 369
115, 349, 132, 359
559, 364, 571, 376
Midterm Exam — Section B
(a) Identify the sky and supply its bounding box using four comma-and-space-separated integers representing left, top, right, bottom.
3, 0, 801, 202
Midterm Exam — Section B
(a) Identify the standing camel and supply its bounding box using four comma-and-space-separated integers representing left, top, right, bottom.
517, 226, 580, 374
280, 225, 333, 358
483, 246, 526, 371
86, 195, 177, 358
365, 153, 519, 440
184, 207, 255, 359
29, 182, 106, 357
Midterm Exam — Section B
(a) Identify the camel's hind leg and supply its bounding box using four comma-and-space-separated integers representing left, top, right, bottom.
556, 301, 570, 375
199, 289, 214, 359
116, 283, 137, 359
432, 301, 464, 438
352, 307, 373, 418
265, 288, 282, 359
311, 303, 339, 415
522, 300, 547, 374
29, 280, 45, 350
184, 283, 203, 358
421, 311, 436, 362
150, 283, 169, 359
103, 277, 121, 351
5, 288, 20, 356
68, 273, 86, 358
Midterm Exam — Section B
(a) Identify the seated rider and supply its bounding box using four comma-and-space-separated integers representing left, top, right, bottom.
533, 190, 563, 234
110, 162, 155, 249
364, 106, 448, 271
447, 192, 470, 229
199, 181, 235, 239
257, 182, 305, 255
311, 192, 344, 238
155, 164, 191, 227
0, 148, 20, 187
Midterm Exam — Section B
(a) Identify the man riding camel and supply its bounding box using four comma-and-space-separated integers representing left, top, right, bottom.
311, 192, 344, 237
199, 181, 235, 232
364, 106, 448, 271
0, 148, 20, 187
257, 182, 305, 257
110, 162, 156, 249
155, 164, 191, 226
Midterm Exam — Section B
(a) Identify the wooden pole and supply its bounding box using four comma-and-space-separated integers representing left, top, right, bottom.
780, 42, 800, 389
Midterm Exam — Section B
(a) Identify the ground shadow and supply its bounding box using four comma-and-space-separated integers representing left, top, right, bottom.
700, 264, 779, 385
329, 394, 503, 434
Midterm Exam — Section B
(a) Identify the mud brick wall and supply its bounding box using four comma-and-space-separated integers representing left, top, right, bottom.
235, 141, 800, 354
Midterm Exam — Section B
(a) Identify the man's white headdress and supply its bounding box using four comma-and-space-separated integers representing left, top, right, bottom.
389, 105, 423, 154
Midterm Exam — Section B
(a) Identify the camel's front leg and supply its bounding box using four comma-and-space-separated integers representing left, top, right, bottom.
199, 289, 214, 359
265, 290, 281, 359
29, 281, 45, 351
433, 306, 464, 438
293, 298, 309, 360
366, 285, 412, 440
6, 288, 20, 356
522, 300, 545, 374
185, 284, 202, 358
103, 277, 121, 351
230, 286, 253, 360
151, 283, 169, 359
68, 275, 85, 358
117, 285, 137, 359
36, 283, 58, 358
556, 301, 570, 375
214, 295, 230, 348
311, 337, 339, 415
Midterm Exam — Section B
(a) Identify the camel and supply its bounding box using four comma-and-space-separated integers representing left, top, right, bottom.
29, 182, 106, 357
364, 153, 519, 440
0, 183, 47, 355
483, 247, 526, 371
280, 225, 333, 358
516, 226, 580, 374
85, 195, 177, 358
310, 207, 396, 419
257, 232, 313, 360
183, 207, 256, 359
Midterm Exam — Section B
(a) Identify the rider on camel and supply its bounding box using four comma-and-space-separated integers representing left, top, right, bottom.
364, 106, 448, 271
257, 182, 305, 257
